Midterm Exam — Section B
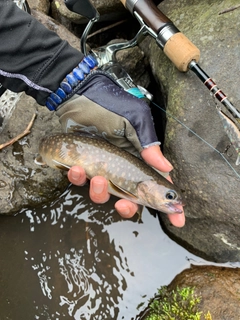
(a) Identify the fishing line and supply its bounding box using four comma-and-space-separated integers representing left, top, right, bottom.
152, 101, 240, 180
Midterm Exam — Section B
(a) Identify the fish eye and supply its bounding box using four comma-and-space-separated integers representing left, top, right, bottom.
166, 190, 177, 200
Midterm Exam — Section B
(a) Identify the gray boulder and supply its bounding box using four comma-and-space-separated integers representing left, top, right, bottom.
0, 93, 66, 215
142, 0, 240, 262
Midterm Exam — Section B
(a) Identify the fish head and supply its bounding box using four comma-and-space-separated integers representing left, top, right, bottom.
136, 180, 183, 214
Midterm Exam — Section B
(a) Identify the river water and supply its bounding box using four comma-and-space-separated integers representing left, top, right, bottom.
0, 184, 202, 320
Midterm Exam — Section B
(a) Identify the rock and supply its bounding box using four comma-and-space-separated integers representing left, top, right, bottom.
138, 265, 240, 320
142, 0, 240, 262
27, 0, 50, 15
169, 265, 240, 319
0, 93, 67, 215
51, 0, 77, 31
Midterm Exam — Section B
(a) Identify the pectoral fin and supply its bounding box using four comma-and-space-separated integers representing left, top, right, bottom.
151, 167, 169, 178
136, 205, 144, 223
34, 155, 46, 166
109, 180, 138, 200
52, 159, 71, 171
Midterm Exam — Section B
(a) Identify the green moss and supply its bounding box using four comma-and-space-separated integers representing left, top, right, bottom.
144, 286, 212, 320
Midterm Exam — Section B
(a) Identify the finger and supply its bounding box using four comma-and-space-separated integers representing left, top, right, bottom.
141, 145, 173, 172
89, 176, 110, 204
165, 175, 185, 227
68, 166, 87, 186
167, 212, 185, 228
114, 199, 138, 218
141, 146, 185, 227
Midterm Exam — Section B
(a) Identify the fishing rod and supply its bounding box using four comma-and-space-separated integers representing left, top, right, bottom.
119, 0, 240, 121
64, 0, 239, 120
64, 0, 240, 166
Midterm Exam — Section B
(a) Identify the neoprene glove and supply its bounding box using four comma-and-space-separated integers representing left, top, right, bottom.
55, 69, 160, 157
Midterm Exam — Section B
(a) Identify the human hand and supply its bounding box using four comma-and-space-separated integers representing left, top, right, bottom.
68, 145, 185, 228
56, 70, 185, 227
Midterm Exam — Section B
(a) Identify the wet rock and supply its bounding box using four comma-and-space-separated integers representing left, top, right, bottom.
0, 93, 67, 215
27, 0, 50, 15
142, 0, 240, 262
169, 265, 240, 319
139, 265, 240, 320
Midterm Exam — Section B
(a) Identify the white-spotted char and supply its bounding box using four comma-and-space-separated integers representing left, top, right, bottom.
36, 133, 183, 215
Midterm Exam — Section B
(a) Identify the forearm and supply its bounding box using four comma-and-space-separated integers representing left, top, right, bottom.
0, 0, 84, 105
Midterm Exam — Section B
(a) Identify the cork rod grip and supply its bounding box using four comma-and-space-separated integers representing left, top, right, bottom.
119, 0, 200, 71
163, 33, 200, 72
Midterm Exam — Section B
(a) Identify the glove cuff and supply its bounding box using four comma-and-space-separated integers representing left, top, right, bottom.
45, 55, 98, 111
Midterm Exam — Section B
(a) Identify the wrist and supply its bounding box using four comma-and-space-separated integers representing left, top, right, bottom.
45, 54, 98, 111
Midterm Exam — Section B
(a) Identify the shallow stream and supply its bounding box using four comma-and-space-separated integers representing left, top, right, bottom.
0, 185, 209, 319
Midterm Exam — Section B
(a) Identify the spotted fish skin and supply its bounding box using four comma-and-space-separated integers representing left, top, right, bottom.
217, 108, 240, 165
38, 133, 183, 214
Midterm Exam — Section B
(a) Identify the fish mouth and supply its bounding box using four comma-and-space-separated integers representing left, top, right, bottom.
166, 201, 184, 214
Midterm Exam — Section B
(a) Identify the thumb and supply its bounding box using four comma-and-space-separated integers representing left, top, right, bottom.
140, 145, 173, 173
141, 145, 185, 228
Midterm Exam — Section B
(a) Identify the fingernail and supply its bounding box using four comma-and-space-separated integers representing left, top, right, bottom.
70, 168, 81, 181
93, 181, 104, 194
118, 204, 131, 217
121, 208, 130, 215
164, 158, 174, 169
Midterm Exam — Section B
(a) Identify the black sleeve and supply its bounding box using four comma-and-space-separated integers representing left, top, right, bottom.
0, 0, 84, 106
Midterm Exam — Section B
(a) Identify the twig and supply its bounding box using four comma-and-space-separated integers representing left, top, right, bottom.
219, 4, 240, 15
87, 19, 127, 39
0, 113, 36, 150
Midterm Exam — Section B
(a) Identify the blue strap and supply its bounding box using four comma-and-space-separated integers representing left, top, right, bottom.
45, 55, 98, 111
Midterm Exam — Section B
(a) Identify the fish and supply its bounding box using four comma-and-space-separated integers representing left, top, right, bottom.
35, 133, 183, 215
216, 108, 240, 165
